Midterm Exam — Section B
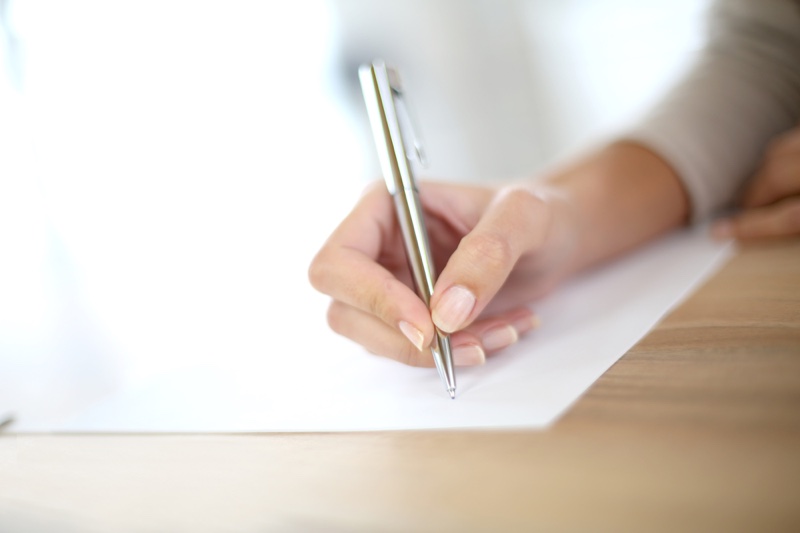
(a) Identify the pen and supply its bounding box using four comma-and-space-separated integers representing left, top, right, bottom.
359, 60, 457, 399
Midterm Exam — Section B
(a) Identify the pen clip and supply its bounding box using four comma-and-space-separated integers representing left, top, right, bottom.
359, 61, 420, 195
388, 74, 427, 168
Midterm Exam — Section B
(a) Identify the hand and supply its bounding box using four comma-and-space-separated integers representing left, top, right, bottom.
308, 180, 579, 367
712, 125, 800, 240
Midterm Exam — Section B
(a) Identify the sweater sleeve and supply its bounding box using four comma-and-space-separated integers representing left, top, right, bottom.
624, 0, 800, 222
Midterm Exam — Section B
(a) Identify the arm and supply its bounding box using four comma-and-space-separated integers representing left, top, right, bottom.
309, 0, 800, 366
626, 0, 800, 222
541, 142, 689, 275
309, 143, 688, 367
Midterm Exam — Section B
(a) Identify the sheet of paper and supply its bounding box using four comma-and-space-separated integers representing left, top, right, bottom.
40, 227, 732, 432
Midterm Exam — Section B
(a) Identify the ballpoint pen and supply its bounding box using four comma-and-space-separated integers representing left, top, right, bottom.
359, 60, 457, 399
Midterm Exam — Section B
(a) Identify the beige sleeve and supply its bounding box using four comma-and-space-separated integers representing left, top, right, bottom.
625, 0, 800, 222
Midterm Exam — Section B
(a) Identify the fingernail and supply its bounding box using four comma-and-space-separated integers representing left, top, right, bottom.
711, 220, 733, 239
432, 285, 476, 333
398, 321, 425, 351
452, 344, 486, 366
511, 314, 540, 336
481, 324, 519, 352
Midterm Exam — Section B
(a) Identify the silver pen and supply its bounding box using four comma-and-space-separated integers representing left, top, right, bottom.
359, 61, 457, 399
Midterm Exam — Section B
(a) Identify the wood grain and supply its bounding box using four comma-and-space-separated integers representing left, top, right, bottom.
2, 240, 799, 533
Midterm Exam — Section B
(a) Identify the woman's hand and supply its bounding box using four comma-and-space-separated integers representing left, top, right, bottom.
308, 180, 579, 367
713, 125, 800, 240
309, 141, 689, 368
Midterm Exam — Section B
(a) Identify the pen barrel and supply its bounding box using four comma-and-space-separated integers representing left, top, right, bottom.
360, 60, 456, 396
393, 187, 455, 394
392, 186, 436, 305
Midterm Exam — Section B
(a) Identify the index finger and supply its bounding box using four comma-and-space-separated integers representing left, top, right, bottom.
308, 182, 436, 348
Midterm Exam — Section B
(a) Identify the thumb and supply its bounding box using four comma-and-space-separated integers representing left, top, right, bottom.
430, 186, 552, 333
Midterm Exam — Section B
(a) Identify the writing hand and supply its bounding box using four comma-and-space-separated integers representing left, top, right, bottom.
308, 180, 578, 367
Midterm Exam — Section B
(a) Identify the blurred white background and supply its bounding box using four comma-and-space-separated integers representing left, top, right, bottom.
0, 0, 710, 429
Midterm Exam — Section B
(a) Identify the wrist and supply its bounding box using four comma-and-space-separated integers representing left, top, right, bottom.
539, 142, 689, 272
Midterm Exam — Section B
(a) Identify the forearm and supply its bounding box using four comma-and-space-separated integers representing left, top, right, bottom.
623, 1, 800, 221
544, 141, 690, 275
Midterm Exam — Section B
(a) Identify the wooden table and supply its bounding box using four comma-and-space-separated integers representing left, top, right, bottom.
2, 240, 799, 532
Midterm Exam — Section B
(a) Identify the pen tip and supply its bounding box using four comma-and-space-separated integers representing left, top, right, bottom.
449, 389, 456, 399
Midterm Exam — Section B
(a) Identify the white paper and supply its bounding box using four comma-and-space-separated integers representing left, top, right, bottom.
44, 227, 733, 433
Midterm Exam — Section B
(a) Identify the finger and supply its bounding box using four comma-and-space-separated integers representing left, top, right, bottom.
418, 181, 495, 270
309, 184, 435, 350
326, 300, 488, 367
742, 152, 800, 208
742, 126, 800, 208
768, 126, 800, 156
712, 198, 800, 240
430, 186, 551, 333
327, 300, 434, 367
462, 307, 540, 354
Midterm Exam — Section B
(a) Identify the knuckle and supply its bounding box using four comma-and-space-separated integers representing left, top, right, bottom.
499, 186, 543, 210
495, 186, 547, 224
463, 232, 515, 272
362, 179, 386, 199
784, 201, 800, 228
495, 185, 553, 243
307, 250, 329, 292
366, 179, 384, 193
325, 301, 348, 335
363, 277, 399, 324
